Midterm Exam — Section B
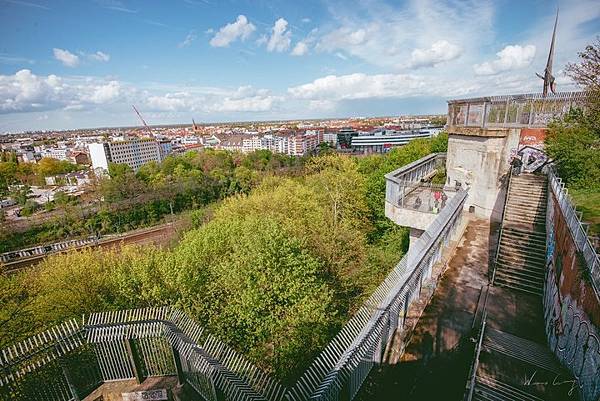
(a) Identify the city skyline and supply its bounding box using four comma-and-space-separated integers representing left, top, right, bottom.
1, 0, 599, 132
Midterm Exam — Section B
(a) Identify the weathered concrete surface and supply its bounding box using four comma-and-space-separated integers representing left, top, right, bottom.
83, 376, 196, 401
446, 131, 520, 221
356, 219, 491, 401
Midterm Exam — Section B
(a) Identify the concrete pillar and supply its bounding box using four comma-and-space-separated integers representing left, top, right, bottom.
409, 227, 424, 249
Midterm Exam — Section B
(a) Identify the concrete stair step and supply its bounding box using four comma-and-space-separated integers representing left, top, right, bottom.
506, 202, 546, 212
500, 231, 546, 246
509, 188, 547, 196
504, 202, 546, 213
502, 222, 546, 232
503, 226, 546, 239
498, 249, 545, 265
506, 199, 546, 208
512, 174, 547, 182
493, 273, 543, 296
504, 213, 546, 222
504, 216, 546, 227
495, 263, 545, 283
497, 252, 546, 269
474, 375, 545, 401
483, 328, 563, 374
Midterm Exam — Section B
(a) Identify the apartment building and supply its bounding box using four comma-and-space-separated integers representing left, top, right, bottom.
88, 139, 171, 172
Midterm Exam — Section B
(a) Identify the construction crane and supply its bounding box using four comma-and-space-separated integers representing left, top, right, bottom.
132, 105, 152, 136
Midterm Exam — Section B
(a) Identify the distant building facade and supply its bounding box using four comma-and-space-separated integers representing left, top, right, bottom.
88, 139, 171, 172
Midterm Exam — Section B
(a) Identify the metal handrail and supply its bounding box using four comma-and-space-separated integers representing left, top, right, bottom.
491, 166, 514, 284
464, 312, 487, 401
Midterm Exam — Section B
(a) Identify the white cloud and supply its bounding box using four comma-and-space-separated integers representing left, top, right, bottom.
291, 41, 309, 56
53, 48, 79, 67
473, 44, 536, 75
209, 15, 256, 47
85, 81, 120, 103
266, 18, 292, 52
313, 0, 494, 69
409, 40, 462, 68
178, 31, 197, 48
89, 51, 110, 62
287, 71, 513, 103
301, 17, 311, 23
0, 69, 123, 113
145, 85, 280, 113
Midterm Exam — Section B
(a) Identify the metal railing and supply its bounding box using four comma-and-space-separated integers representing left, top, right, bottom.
0, 236, 100, 265
287, 188, 468, 401
464, 313, 487, 401
447, 91, 586, 129
546, 165, 600, 296
1, 307, 286, 401
491, 166, 515, 284
385, 153, 447, 207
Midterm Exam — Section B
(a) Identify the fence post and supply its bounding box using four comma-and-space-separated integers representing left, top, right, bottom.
172, 346, 185, 386
125, 339, 144, 384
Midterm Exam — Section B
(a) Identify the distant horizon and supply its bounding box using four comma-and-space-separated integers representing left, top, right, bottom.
1, 0, 597, 132
0, 111, 448, 135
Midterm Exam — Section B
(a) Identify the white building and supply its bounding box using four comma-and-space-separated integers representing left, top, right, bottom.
43, 147, 69, 161
88, 139, 171, 173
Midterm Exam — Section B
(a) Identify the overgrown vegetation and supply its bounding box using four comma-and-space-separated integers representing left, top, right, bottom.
546, 38, 600, 236
0, 150, 304, 252
0, 134, 447, 383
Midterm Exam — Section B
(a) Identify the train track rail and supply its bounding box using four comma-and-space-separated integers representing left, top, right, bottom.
1, 223, 179, 273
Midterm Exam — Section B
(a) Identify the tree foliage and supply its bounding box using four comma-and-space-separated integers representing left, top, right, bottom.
0, 135, 449, 382
546, 40, 600, 190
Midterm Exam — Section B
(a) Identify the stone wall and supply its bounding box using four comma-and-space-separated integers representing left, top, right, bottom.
544, 189, 600, 401
445, 130, 520, 220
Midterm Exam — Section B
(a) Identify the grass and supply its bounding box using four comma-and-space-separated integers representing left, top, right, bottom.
569, 189, 600, 238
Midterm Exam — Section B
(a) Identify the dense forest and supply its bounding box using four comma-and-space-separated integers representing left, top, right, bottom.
0, 134, 447, 383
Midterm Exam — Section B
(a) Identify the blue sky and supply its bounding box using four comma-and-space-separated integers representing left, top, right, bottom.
1, 0, 599, 132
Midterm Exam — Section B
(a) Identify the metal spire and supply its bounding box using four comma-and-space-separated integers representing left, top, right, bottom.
536, 8, 558, 96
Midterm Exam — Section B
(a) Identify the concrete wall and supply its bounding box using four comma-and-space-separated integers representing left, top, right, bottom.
544, 189, 600, 401
445, 130, 520, 221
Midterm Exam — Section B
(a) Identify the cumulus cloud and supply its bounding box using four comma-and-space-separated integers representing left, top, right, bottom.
291, 41, 309, 56
53, 48, 79, 67
144, 85, 280, 113
266, 18, 292, 52
209, 15, 256, 47
85, 81, 120, 103
89, 51, 110, 62
409, 40, 462, 68
473, 44, 536, 75
288, 72, 487, 102
0, 69, 122, 113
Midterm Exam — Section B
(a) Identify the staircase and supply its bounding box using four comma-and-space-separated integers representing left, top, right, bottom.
493, 173, 547, 296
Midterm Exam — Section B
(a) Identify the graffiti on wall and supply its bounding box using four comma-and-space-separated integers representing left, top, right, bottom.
544, 190, 600, 401
544, 266, 600, 401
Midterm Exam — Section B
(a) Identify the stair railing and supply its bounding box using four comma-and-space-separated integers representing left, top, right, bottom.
491, 166, 515, 284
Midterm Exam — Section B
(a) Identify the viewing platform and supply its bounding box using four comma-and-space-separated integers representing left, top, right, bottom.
446, 91, 586, 134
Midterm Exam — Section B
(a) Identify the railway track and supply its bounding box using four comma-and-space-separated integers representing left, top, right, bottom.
1, 223, 180, 273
